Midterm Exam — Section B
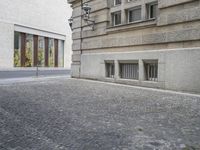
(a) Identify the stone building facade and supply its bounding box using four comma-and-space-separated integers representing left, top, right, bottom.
68, 0, 200, 93
0, 0, 72, 69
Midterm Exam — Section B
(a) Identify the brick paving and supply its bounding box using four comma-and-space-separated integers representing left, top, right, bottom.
0, 78, 200, 150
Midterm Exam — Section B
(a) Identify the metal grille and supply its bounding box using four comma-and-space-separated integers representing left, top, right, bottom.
120, 63, 139, 79
106, 63, 115, 78
145, 62, 158, 81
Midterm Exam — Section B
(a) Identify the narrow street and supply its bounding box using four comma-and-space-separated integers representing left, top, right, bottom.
0, 78, 199, 150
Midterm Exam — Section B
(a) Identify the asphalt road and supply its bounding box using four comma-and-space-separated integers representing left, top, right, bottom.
0, 78, 200, 150
0, 69, 71, 79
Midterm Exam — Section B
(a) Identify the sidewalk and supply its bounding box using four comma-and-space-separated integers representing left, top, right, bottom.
0, 67, 69, 71
0, 75, 70, 85
0, 68, 71, 79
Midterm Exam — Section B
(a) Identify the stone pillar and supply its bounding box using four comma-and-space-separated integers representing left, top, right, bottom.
121, 0, 126, 24
114, 60, 120, 80
158, 60, 165, 83
141, 4, 146, 21
139, 59, 145, 81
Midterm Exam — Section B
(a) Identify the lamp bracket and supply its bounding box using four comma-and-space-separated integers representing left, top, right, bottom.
84, 18, 95, 30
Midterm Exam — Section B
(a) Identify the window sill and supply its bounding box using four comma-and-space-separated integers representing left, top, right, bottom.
142, 80, 158, 83
128, 20, 143, 24
105, 77, 114, 79
113, 23, 122, 27
107, 19, 156, 33
147, 18, 157, 21
104, 77, 115, 82
119, 78, 139, 81
127, 0, 139, 4
111, 4, 121, 8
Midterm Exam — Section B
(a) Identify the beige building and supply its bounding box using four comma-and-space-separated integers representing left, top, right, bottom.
68, 0, 200, 93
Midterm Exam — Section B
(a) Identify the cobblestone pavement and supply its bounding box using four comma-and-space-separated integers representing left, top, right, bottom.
0, 78, 200, 150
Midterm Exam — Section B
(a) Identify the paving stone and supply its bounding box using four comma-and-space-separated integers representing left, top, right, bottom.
0, 78, 199, 149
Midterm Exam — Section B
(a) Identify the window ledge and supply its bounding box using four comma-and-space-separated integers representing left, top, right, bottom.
142, 80, 158, 84
118, 78, 139, 81
112, 4, 121, 7
112, 24, 122, 27
106, 19, 156, 33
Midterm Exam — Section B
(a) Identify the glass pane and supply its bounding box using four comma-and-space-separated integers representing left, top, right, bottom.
129, 11, 132, 22
114, 0, 121, 5
14, 32, 21, 67
58, 40, 64, 67
114, 13, 121, 25
152, 4, 157, 18
25, 34, 33, 67
148, 3, 157, 19
38, 36, 45, 67
134, 9, 141, 21
48, 38, 55, 67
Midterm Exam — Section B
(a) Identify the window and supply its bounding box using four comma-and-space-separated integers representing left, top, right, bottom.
120, 63, 139, 80
112, 11, 121, 26
105, 62, 115, 78
14, 32, 21, 67
144, 60, 158, 81
14, 32, 62, 68
147, 2, 158, 19
48, 38, 55, 67
25, 34, 34, 67
58, 40, 64, 67
128, 7, 142, 23
38, 36, 45, 67
114, 0, 121, 6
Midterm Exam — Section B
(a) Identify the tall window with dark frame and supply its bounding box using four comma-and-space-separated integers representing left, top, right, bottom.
25, 34, 34, 67
120, 63, 139, 80
112, 11, 121, 26
58, 40, 64, 67
14, 32, 21, 67
147, 2, 158, 19
105, 62, 115, 78
114, 0, 121, 6
48, 38, 55, 67
144, 61, 158, 81
13, 32, 64, 68
38, 36, 45, 67
128, 7, 142, 23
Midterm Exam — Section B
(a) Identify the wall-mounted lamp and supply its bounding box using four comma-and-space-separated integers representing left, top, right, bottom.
82, 3, 95, 30
68, 17, 73, 30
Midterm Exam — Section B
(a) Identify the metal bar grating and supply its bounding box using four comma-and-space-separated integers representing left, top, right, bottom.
145, 62, 158, 81
106, 63, 115, 78
120, 63, 139, 79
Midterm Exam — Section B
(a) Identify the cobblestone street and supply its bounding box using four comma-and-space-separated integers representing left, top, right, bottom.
0, 78, 200, 150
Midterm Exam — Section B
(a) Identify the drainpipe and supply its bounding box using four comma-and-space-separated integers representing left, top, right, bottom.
79, 0, 83, 78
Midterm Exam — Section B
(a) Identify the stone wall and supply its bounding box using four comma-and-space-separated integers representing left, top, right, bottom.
80, 48, 200, 93
69, 0, 200, 92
